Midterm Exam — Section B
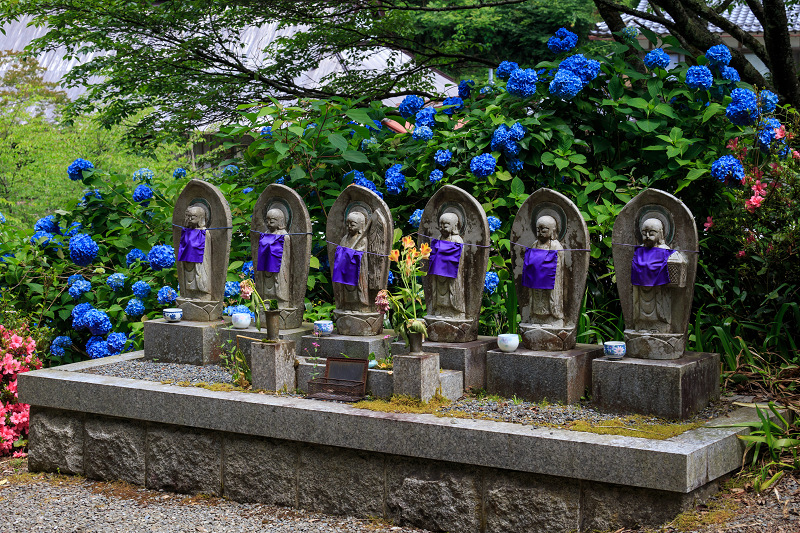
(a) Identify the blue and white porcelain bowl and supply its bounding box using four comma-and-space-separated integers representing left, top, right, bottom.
497, 333, 520, 353
163, 308, 183, 322
603, 341, 626, 359
314, 320, 334, 336
231, 312, 252, 329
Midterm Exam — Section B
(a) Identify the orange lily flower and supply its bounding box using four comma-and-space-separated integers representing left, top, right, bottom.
402, 235, 414, 249
419, 242, 431, 258
389, 249, 400, 262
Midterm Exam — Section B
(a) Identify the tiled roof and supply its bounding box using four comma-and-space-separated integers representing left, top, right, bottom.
594, 0, 800, 36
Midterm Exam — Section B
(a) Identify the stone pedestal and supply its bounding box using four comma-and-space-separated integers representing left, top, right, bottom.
392, 336, 496, 391
143, 319, 226, 365
332, 310, 384, 336
519, 324, 577, 352
592, 352, 720, 419
624, 330, 686, 360
219, 323, 313, 368
251, 341, 296, 392
486, 344, 604, 404
299, 332, 394, 361
176, 297, 224, 322
393, 353, 441, 402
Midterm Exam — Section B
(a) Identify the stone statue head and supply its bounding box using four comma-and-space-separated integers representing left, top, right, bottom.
641, 218, 665, 248
184, 204, 209, 229
536, 215, 557, 244
439, 212, 460, 238
346, 211, 367, 236
265, 208, 287, 233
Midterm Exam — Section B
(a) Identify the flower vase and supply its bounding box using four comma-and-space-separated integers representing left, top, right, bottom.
263, 309, 281, 340
407, 332, 424, 355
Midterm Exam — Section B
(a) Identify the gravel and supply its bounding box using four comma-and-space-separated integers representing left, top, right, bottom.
82, 360, 234, 386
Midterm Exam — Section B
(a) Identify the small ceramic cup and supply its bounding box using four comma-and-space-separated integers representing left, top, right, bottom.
314, 320, 334, 336
163, 308, 183, 322
497, 333, 520, 353
603, 341, 626, 359
231, 312, 252, 329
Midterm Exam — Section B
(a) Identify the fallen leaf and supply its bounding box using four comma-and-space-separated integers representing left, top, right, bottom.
0, 479, 8, 486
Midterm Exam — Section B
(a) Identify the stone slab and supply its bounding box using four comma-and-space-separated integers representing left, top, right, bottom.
251, 340, 296, 392
146, 425, 222, 495
27, 406, 84, 475
223, 433, 298, 507
219, 323, 312, 367
592, 351, 721, 419
393, 353, 440, 402
84, 416, 146, 485
20, 355, 756, 494
393, 336, 495, 391
143, 318, 226, 365
439, 369, 464, 401
300, 332, 394, 360
486, 344, 604, 404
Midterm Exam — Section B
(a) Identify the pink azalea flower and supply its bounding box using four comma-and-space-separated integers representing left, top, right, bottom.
726, 137, 739, 150
12, 451, 27, 459
736, 250, 746, 258
774, 125, 786, 139
751, 180, 767, 196
745, 194, 764, 213
8, 335, 23, 350
703, 216, 714, 232
793, 150, 800, 160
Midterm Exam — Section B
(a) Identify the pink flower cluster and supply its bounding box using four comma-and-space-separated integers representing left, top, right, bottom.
239, 279, 254, 300
745, 180, 768, 213
0, 325, 42, 456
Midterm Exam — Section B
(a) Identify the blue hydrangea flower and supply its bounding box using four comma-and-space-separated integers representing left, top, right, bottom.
621, 26, 639, 39
107, 332, 129, 355
157, 286, 178, 305
509, 122, 526, 141
106, 273, 126, 292
71, 302, 94, 330
132, 280, 151, 299
242, 187, 254, 194
30, 231, 54, 247
85, 309, 113, 336
470, 154, 496, 178
50, 336, 72, 357
148, 245, 175, 271
399, 95, 425, 118
506, 68, 539, 98
224, 304, 255, 319
706, 45, 732, 68
125, 298, 145, 317
173, 168, 187, 179
502, 138, 520, 158
86, 336, 109, 359
757, 117, 783, 152
429, 169, 444, 183
458, 80, 474, 99
304, 123, 317, 134
726, 88, 760, 126
496, 61, 519, 80
64, 222, 82, 237
487, 216, 501, 233
0, 212, 5, 223
484, 271, 500, 294
644, 48, 670, 70
69, 279, 92, 300
409, 209, 423, 228
387, 271, 395, 285
132, 168, 154, 182
79, 189, 102, 206
241, 260, 254, 278
491, 125, 511, 152
260, 126, 272, 137
559, 54, 600, 85
276, 176, 285, 184
35, 215, 60, 234
434, 149, 452, 167
720, 66, 740, 82
224, 281, 240, 298
711, 155, 745, 183
67, 158, 93, 181
413, 125, 434, 141
132, 184, 154, 205
415, 107, 436, 129
344, 170, 365, 184
547, 28, 578, 54
223, 164, 239, 176
67, 274, 83, 286
385, 164, 406, 195
549, 70, 584, 100
686, 66, 713, 90
360, 138, 377, 150
126, 248, 146, 267
441, 96, 464, 115
507, 157, 524, 175
352, 174, 383, 198
760, 90, 778, 113
366, 119, 383, 133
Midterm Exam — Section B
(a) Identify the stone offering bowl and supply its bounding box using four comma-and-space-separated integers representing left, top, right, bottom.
497, 333, 520, 353
231, 312, 252, 329
163, 308, 183, 322
603, 341, 626, 359
313, 320, 334, 336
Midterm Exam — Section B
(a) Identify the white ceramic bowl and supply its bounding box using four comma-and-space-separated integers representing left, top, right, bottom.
313, 320, 334, 336
163, 308, 183, 322
231, 312, 252, 329
603, 341, 626, 359
497, 333, 520, 353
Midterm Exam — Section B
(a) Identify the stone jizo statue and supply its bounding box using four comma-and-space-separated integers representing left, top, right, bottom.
526, 215, 564, 328
428, 212, 466, 320
256, 207, 291, 306
179, 203, 212, 301
334, 211, 371, 313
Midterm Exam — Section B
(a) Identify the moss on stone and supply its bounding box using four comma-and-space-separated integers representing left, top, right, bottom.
565, 416, 703, 440
353, 393, 451, 414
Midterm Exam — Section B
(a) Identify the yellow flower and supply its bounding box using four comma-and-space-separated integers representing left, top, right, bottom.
419, 242, 431, 258
389, 249, 400, 262
402, 235, 414, 249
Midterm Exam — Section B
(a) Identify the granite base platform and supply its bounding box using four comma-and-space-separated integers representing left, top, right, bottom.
300, 332, 395, 360
392, 336, 496, 391
486, 344, 604, 404
218, 323, 313, 368
592, 352, 721, 419
20, 352, 757, 533
143, 319, 226, 365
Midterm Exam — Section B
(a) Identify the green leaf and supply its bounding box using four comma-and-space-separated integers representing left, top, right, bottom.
327, 133, 348, 153
510, 176, 525, 196
345, 108, 373, 126
585, 182, 603, 194
554, 158, 569, 170
342, 150, 369, 164
309, 256, 320, 269
654, 103, 677, 118
495, 170, 512, 181
541, 152, 555, 166
289, 166, 307, 180
702, 103, 722, 123
626, 97, 650, 110
636, 119, 661, 132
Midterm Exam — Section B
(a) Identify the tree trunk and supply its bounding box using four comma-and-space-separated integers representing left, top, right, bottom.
761, 0, 800, 107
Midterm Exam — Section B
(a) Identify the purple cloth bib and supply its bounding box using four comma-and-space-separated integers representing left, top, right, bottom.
522, 248, 559, 290
333, 246, 363, 286
257, 233, 284, 273
177, 228, 206, 263
428, 239, 463, 279
631, 246, 674, 286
